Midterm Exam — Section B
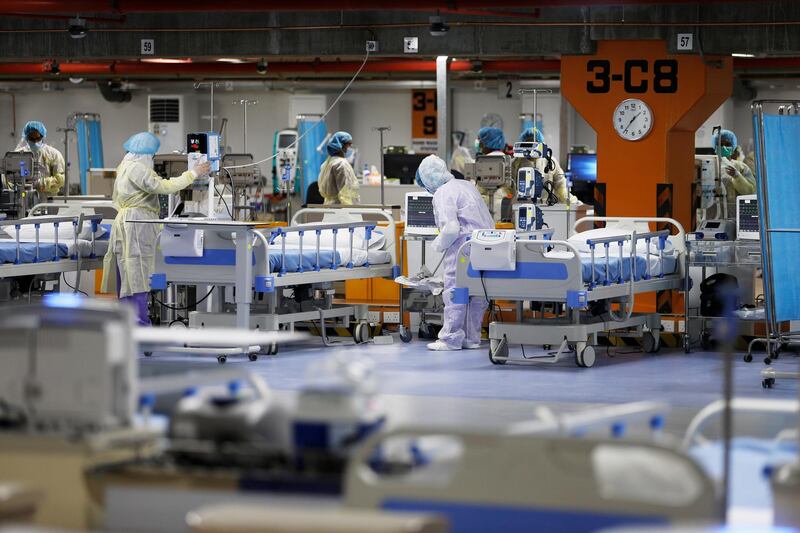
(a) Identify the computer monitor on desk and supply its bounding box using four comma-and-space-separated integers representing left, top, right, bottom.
567, 153, 597, 205
384, 154, 428, 185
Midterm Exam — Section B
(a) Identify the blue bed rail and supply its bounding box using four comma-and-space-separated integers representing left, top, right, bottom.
264, 221, 377, 276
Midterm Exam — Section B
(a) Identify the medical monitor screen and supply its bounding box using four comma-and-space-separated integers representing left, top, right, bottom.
384, 154, 428, 185
568, 153, 597, 182
278, 133, 296, 149
407, 195, 436, 227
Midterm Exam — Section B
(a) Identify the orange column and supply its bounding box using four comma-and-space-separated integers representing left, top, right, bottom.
561, 40, 732, 230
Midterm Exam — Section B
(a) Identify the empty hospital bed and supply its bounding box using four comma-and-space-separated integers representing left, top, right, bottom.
0, 213, 107, 288
455, 216, 687, 367
146, 207, 399, 360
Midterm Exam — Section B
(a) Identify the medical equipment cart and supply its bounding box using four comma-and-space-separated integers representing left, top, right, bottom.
683, 238, 764, 359
398, 234, 444, 343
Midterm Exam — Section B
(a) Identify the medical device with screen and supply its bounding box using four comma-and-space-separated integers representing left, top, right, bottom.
567, 153, 597, 182
404, 192, 437, 235
737, 194, 760, 240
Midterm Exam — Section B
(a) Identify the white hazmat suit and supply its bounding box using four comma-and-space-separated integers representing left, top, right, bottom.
416, 155, 494, 351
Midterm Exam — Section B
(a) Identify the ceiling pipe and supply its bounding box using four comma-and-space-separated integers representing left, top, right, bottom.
0, 0, 757, 14
0, 59, 561, 77
0, 58, 794, 78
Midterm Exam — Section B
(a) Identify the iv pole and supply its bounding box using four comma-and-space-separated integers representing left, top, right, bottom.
372, 126, 391, 207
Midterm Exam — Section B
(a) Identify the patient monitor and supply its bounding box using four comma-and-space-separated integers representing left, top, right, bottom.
470, 229, 516, 271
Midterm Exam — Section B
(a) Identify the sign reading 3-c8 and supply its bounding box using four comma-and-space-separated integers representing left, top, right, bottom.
586, 59, 678, 94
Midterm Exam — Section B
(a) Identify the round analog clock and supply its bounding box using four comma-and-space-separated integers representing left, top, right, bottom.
613, 98, 653, 141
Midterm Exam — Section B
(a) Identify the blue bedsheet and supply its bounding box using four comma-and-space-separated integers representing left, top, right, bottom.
0, 242, 71, 264
166, 247, 342, 274
581, 254, 677, 285
269, 249, 341, 273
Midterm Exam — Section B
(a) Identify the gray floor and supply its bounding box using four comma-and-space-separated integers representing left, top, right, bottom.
142, 337, 799, 407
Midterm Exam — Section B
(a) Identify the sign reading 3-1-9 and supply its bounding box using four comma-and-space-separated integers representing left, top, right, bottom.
586, 59, 678, 94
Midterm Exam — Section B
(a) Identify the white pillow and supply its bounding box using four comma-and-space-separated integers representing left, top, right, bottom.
3, 219, 106, 241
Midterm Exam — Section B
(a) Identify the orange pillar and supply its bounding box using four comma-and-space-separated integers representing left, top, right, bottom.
561, 40, 732, 230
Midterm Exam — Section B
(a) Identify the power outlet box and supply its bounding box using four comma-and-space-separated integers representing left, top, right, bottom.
368, 311, 381, 324
366, 41, 379, 52
384, 311, 400, 324
661, 320, 675, 333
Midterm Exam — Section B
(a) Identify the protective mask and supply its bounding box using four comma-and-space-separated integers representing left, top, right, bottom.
717, 146, 734, 159
28, 141, 43, 152
345, 148, 355, 164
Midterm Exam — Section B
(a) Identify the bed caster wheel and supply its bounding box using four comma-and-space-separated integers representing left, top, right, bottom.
399, 327, 412, 343
264, 342, 278, 356
543, 344, 552, 351
576, 345, 596, 368
642, 332, 660, 354
764, 357, 772, 365
744, 353, 753, 363
489, 337, 508, 365
217, 355, 227, 364
762, 378, 775, 389
248, 354, 259, 362
353, 322, 371, 344
419, 322, 434, 340
700, 332, 712, 351
143, 351, 153, 357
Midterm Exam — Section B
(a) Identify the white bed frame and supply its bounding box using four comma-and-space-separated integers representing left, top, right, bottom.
145, 207, 399, 360
455, 216, 687, 367
0, 213, 105, 282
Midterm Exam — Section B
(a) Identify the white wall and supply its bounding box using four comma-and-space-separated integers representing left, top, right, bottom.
452, 89, 561, 160
1, 80, 772, 189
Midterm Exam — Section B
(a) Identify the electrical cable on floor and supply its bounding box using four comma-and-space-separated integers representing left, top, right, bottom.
152, 287, 215, 311
61, 274, 89, 297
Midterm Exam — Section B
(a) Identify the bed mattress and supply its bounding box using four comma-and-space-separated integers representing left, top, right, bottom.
0, 239, 109, 264
270, 247, 391, 273
544, 251, 678, 285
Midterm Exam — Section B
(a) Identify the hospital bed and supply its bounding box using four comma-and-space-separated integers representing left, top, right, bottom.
344, 424, 718, 532
455, 216, 687, 367
146, 207, 399, 359
0, 213, 106, 282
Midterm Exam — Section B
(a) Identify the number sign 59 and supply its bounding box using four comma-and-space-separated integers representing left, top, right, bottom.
586, 59, 678, 94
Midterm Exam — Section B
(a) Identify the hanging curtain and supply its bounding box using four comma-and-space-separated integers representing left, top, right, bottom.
75, 116, 104, 193
297, 118, 327, 203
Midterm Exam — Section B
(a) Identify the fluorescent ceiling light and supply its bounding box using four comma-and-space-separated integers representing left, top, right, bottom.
732, 53, 755, 58
216, 58, 247, 64
140, 58, 193, 64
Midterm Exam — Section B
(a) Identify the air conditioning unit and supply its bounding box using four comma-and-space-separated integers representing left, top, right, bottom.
148, 95, 184, 154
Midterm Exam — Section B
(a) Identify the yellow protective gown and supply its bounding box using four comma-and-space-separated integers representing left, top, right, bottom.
318, 155, 360, 205
510, 156, 577, 204
14, 140, 65, 195
720, 156, 757, 216
101, 154, 197, 298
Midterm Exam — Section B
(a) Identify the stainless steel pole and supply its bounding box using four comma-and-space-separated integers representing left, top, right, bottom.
372, 126, 391, 206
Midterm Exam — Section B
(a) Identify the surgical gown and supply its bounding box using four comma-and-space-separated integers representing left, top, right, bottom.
101, 156, 197, 299
318, 155, 360, 205
433, 179, 495, 348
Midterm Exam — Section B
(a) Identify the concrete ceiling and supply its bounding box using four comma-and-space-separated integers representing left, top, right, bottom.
0, 2, 800, 79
